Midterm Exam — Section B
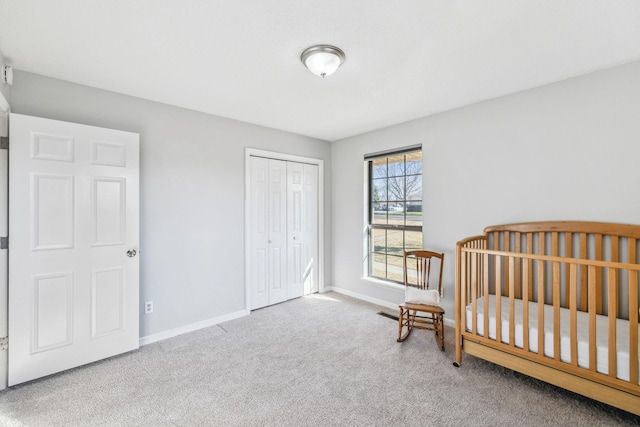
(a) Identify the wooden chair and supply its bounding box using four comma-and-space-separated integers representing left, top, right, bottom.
397, 250, 445, 350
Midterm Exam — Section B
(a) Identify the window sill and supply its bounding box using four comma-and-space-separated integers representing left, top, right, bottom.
361, 276, 405, 292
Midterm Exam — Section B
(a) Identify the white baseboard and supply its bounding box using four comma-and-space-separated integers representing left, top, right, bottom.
139, 309, 249, 346
138, 290, 456, 347
329, 286, 399, 311
328, 286, 455, 328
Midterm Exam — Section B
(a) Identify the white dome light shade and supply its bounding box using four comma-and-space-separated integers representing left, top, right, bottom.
301, 45, 345, 78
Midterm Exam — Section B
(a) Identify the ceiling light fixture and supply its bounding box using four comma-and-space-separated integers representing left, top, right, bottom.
300, 45, 345, 78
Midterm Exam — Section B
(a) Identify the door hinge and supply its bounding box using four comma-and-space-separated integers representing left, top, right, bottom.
0, 136, 7, 150
0, 337, 7, 351
0, 237, 7, 250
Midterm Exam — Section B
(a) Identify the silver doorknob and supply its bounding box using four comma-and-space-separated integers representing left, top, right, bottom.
127, 249, 137, 257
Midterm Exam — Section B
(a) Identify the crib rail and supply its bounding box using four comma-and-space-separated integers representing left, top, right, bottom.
485, 222, 640, 313
456, 243, 640, 394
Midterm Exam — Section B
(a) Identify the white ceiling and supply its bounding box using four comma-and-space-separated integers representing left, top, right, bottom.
1, 1, 640, 142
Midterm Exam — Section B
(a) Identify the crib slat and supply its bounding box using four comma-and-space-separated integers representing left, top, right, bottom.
579, 233, 588, 311
483, 253, 490, 339
504, 232, 510, 298
509, 256, 516, 347
588, 265, 597, 372
596, 234, 603, 314
460, 250, 467, 329
608, 268, 617, 378
553, 261, 561, 361
538, 260, 545, 357
471, 252, 477, 336
628, 238, 638, 386
611, 236, 619, 324
477, 247, 482, 299
495, 256, 502, 344
514, 233, 521, 299
527, 233, 533, 301
538, 232, 546, 357
569, 263, 578, 366
565, 232, 572, 312
610, 236, 620, 378
468, 252, 473, 302
523, 254, 530, 353
551, 231, 560, 328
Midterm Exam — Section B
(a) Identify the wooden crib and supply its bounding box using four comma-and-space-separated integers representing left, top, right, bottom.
454, 221, 640, 415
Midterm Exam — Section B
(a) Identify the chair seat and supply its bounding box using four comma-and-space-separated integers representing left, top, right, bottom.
399, 301, 445, 314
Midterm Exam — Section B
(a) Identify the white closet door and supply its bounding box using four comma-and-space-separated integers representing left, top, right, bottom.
249, 156, 269, 309
302, 164, 318, 295
249, 156, 318, 309
8, 113, 139, 386
267, 159, 288, 305
249, 157, 287, 309
287, 162, 304, 299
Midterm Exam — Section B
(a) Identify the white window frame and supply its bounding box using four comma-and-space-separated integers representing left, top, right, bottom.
365, 146, 423, 284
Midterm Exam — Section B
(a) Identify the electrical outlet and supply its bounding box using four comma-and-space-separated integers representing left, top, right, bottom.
144, 301, 153, 314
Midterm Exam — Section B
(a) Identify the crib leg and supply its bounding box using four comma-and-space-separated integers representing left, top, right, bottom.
454, 331, 462, 367
454, 347, 462, 367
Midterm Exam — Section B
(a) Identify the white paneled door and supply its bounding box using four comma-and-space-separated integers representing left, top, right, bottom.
8, 113, 139, 386
249, 156, 318, 310
301, 163, 318, 296
287, 161, 304, 300
249, 157, 288, 309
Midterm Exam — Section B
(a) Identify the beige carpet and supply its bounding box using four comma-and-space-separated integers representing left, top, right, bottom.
0, 292, 638, 426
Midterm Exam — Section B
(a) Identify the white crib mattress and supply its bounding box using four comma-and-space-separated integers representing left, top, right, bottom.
465, 295, 640, 383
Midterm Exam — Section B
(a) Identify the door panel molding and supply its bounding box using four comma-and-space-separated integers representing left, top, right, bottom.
31, 173, 75, 251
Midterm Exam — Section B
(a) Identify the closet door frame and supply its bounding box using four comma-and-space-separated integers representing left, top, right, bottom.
244, 148, 325, 311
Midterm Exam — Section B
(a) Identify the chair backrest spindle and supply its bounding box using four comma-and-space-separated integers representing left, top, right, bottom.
404, 250, 445, 295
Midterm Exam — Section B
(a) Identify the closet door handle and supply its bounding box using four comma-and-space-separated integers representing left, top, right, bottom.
127, 249, 137, 257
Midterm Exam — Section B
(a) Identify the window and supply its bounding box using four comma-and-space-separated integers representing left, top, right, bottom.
367, 148, 422, 283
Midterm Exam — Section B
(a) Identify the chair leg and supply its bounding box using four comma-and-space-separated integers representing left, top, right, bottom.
397, 307, 413, 342
434, 313, 445, 351
399, 308, 443, 350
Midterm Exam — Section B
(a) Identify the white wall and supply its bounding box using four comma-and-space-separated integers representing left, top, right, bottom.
331, 60, 640, 319
10, 71, 332, 338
